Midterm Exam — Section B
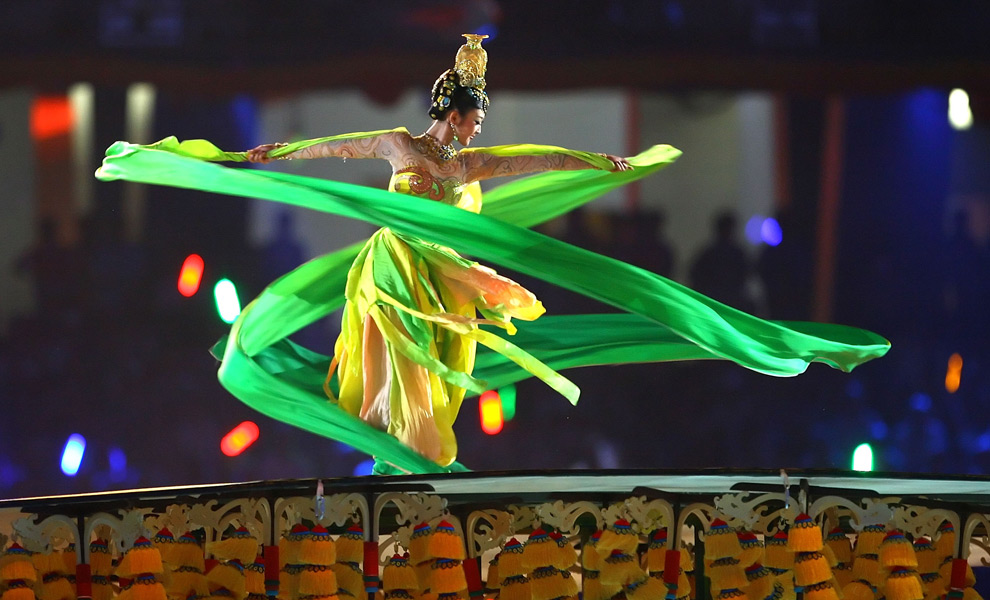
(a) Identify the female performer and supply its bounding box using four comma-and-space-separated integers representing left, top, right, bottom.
246, 34, 630, 467
97, 35, 889, 474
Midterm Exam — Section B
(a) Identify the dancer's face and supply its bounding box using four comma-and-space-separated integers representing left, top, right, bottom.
449, 108, 485, 146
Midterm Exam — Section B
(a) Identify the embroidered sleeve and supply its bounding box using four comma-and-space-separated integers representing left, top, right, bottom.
288, 131, 404, 161
461, 150, 601, 183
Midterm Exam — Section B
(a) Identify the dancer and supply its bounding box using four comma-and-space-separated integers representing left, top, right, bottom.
96, 35, 889, 474
245, 34, 630, 467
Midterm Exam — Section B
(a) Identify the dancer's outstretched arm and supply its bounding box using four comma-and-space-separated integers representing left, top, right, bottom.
246, 130, 406, 164
461, 147, 631, 183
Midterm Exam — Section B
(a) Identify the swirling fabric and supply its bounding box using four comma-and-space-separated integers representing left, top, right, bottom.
96, 132, 889, 474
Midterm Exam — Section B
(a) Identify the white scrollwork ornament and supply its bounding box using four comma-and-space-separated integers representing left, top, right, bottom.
185, 501, 220, 539
466, 509, 512, 558
143, 504, 193, 537
625, 497, 674, 534
375, 493, 446, 531
506, 504, 538, 534
83, 509, 149, 553
893, 505, 958, 541
846, 498, 896, 532
0, 509, 26, 543
322, 494, 369, 532
11, 514, 79, 553
602, 502, 633, 532
374, 493, 451, 562
214, 498, 271, 545
275, 494, 366, 538
713, 493, 785, 530
961, 513, 988, 560
537, 501, 602, 536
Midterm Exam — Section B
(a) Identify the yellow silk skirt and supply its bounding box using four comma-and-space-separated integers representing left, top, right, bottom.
330, 227, 545, 466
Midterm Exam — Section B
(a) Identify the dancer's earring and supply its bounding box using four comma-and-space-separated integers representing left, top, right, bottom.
449, 121, 459, 143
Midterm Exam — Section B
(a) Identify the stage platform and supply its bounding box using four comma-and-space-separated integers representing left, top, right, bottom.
3, 469, 989, 598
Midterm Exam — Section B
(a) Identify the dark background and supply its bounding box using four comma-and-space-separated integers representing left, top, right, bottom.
3, 0, 990, 498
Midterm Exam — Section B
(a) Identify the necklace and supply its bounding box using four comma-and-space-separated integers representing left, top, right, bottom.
414, 133, 457, 162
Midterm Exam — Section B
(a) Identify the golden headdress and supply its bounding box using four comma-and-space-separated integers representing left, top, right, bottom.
429, 34, 490, 120
454, 33, 488, 89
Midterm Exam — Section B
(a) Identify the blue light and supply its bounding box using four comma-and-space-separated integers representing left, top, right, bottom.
745, 215, 783, 246
474, 24, 498, 40
109, 447, 127, 473
978, 432, 990, 453
0, 456, 25, 488
760, 218, 783, 246
60, 434, 86, 476
909, 392, 932, 413
334, 441, 357, 454
353, 459, 375, 477
232, 94, 258, 149
869, 419, 888, 440
664, 1, 686, 27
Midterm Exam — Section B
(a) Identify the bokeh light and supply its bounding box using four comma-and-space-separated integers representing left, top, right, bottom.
761, 217, 783, 246
60, 434, 86, 476
745, 215, 764, 245
177, 254, 205, 297
948, 89, 973, 130
221, 421, 260, 457
945, 353, 963, 394
353, 459, 375, 476
214, 279, 242, 324
852, 443, 874, 472
480, 390, 504, 435
31, 96, 74, 140
499, 384, 517, 421
745, 215, 783, 246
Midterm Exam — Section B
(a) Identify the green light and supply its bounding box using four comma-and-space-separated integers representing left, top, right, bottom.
852, 443, 874, 472
214, 278, 241, 324
499, 383, 517, 421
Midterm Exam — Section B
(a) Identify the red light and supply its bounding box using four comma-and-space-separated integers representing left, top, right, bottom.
479, 390, 504, 435
31, 96, 74, 140
221, 421, 260, 456
178, 254, 205, 297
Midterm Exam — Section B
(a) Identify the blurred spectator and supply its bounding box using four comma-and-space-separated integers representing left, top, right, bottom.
689, 210, 756, 312
613, 208, 676, 278
15, 217, 85, 324
259, 210, 307, 285
83, 213, 149, 322
942, 198, 990, 355
757, 207, 813, 320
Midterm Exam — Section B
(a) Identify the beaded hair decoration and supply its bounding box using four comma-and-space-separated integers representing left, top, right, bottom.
429, 34, 490, 120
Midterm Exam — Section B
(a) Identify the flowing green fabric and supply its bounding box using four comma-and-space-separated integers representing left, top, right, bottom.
96, 132, 890, 474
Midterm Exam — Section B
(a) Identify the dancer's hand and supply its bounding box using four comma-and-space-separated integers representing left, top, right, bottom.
601, 154, 632, 171
246, 143, 286, 164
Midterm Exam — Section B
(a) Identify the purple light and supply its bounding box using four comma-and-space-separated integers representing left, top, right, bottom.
745, 215, 784, 246
760, 217, 783, 246
744, 216, 765, 245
